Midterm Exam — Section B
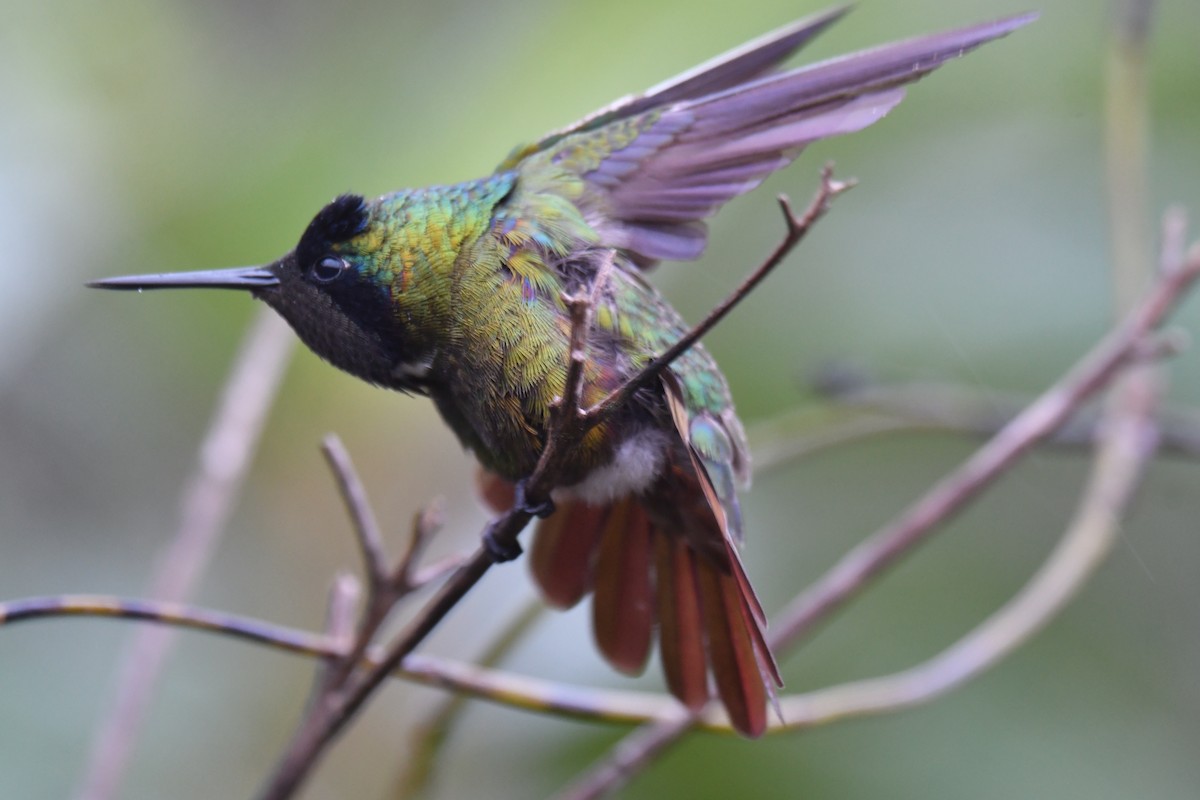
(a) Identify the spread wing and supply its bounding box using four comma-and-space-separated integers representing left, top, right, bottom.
501, 10, 1036, 267
496, 5, 851, 171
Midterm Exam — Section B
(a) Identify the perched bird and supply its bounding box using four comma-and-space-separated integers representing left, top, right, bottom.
91, 8, 1034, 736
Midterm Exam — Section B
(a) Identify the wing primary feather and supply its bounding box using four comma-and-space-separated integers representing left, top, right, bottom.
636, 5, 852, 111
520, 5, 853, 158
508, 11, 1036, 267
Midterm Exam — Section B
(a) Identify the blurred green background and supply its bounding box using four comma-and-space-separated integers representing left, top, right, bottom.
2, 0, 1198, 798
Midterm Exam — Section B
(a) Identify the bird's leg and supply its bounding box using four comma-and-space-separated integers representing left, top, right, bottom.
482, 478, 555, 562
482, 526, 522, 562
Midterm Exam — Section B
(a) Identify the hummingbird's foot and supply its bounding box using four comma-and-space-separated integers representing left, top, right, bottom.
483, 528, 523, 562
482, 480, 554, 562
513, 479, 556, 519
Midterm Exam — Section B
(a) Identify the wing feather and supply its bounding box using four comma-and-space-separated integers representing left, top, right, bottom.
502, 11, 1036, 267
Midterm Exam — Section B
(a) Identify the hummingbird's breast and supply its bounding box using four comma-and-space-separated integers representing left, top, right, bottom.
428, 238, 746, 495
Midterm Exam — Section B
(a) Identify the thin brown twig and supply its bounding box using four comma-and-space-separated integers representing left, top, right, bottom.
585, 165, 852, 424
407, 551, 470, 591
0, 592, 674, 722
75, 310, 294, 800
314, 441, 403, 696
0, 595, 335, 655
397, 501, 447, 590
309, 573, 362, 704
282, 450, 452, 779
322, 435, 388, 586
0, 591, 671, 721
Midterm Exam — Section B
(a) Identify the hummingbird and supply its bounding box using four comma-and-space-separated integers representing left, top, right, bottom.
91, 8, 1034, 736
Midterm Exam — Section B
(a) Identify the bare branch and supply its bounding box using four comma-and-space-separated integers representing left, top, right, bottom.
0, 592, 677, 723
407, 552, 471, 591
0, 595, 333, 656
324, 573, 362, 655
397, 500, 447, 590
310, 573, 362, 699
0, 591, 680, 722
321, 434, 388, 587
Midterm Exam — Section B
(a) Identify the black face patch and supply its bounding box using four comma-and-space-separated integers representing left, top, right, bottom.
296, 194, 369, 268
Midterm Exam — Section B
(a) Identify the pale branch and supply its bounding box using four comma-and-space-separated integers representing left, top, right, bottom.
556, 223, 1200, 800
767, 345, 1164, 729
0, 595, 333, 656
76, 310, 295, 800
312, 442, 419, 698
309, 573, 362, 706
397, 501, 447, 591
323, 574, 362, 654
266, 453, 454, 799
406, 550, 471, 592
0, 592, 678, 723
255, 166, 853, 799
321, 434, 388, 587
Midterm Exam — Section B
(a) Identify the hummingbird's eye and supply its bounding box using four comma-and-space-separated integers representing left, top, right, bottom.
311, 256, 348, 284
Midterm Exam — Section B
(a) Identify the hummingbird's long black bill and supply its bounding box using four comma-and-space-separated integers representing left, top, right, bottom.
87, 265, 279, 291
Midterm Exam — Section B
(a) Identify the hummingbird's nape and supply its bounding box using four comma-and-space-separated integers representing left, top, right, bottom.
88, 8, 1036, 737
87, 265, 279, 291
